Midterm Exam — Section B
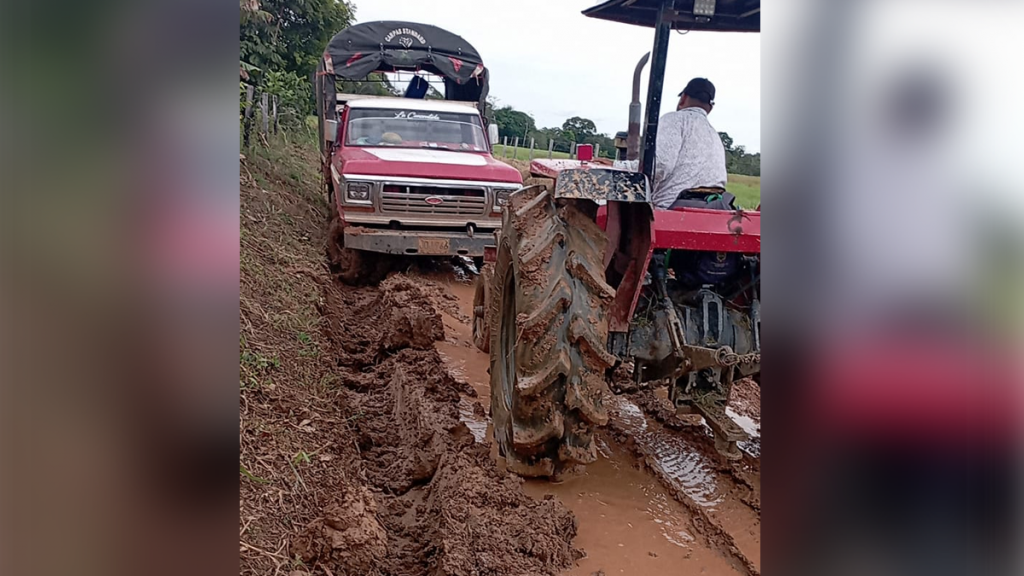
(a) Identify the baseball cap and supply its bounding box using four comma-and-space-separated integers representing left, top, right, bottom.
680, 78, 715, 105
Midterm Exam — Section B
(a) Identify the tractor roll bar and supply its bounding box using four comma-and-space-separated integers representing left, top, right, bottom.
640, 8, 671, 178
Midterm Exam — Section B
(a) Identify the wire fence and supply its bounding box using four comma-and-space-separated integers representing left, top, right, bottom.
492, 137, 614, 162
241, 85, 283, 148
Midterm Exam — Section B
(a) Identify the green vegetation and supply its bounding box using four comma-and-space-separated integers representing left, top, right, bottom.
719, 132, 760, 177
240, 464, 270, 484
490, 106, 617, 159
726, 174, 761, 209
240, 0, 353, 80
492, 145, 573, 161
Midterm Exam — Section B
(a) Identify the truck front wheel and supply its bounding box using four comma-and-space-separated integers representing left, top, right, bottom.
326, 205, 390, 286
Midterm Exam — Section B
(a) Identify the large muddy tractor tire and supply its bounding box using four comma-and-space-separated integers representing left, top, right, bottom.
326, 203, 390, 286
472, 264, 494, 353
489, 185, 617, 478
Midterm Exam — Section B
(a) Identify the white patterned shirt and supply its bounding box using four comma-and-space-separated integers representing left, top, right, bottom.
650, 107, 727, 209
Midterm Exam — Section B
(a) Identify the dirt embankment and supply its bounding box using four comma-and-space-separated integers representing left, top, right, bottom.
240, 138, 579, 576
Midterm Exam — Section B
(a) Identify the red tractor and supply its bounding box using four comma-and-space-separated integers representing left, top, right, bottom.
473, 0, 760, 476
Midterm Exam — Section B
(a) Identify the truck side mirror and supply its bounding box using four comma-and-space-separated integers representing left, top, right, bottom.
324, 119, 338, 143
488, 123, 500, 146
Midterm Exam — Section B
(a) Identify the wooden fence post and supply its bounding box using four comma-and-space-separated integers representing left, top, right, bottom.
528, 138, 535, 160
503, 137, 508, 158
271, 95, 279, 135
571, 142, 577, 159
513, 137, 519, 158
547, 139, 554, 159
260, 92, 269, 136
594, 143, 600, 159
243, 85, 255, 148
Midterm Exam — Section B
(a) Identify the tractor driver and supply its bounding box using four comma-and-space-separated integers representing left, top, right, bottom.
651, 78, 732, 210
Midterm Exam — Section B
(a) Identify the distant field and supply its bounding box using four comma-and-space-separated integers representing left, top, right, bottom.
492, 144, 573, 161
726, 174, 761, 209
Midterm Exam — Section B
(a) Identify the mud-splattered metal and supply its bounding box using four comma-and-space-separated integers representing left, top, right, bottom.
553, 167, 651, 203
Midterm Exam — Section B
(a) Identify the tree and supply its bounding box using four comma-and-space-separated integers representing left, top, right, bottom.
561, 117, 597, 142
718, 130, 759, 176
493, 106, 537, 141
240, 0, 354, 80
718, 131, 734, 152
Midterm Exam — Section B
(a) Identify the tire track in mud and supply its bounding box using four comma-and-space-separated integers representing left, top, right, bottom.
606, 395, 761, 576
423, 270, 761, 576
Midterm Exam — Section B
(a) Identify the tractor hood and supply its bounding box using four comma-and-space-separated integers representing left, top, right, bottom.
337, 147, 523, 184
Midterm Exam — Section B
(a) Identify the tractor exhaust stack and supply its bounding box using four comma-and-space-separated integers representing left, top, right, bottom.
627, 52, 650, 161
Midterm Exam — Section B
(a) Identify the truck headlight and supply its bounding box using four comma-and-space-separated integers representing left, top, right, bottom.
493, 188, 516, 212
346, 182, 371, 202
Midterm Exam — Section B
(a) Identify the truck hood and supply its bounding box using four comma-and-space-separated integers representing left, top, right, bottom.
338, 147, 523, 184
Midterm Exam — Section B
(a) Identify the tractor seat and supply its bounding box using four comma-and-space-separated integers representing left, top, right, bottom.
668, 186, 735, 211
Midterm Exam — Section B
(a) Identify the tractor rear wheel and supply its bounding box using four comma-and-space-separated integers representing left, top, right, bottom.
489, 185, 617, 477
472, 264, 494, 353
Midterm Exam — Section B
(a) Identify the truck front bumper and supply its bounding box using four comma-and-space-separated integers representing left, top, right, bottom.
343, 226, 495, 257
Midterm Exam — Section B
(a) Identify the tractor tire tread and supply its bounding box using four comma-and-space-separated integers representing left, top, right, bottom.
490, 190, 613, 478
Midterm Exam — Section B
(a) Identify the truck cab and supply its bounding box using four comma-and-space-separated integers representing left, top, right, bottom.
329, 95, 521, 258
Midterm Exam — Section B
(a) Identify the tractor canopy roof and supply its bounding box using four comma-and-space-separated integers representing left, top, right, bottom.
317, 20, 487, 103
584, 0, 760, 33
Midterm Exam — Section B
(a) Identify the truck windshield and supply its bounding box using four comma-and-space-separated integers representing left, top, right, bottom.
346, 108, 489, 152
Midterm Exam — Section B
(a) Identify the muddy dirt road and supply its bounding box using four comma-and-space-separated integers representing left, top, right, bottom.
424, 271, 761, 576
239, 144, 759, 575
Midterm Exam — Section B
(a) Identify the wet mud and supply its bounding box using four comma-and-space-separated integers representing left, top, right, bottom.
421, 270, 762, 576
241, 149, 584, 576
294, 275, 583, 576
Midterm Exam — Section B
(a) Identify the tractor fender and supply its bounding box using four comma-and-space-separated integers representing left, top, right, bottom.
553, 167, 652, 203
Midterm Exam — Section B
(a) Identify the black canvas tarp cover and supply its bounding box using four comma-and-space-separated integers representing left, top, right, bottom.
315, 21, 489, 154
322, 21, 485, 83
316, 21, 487, 107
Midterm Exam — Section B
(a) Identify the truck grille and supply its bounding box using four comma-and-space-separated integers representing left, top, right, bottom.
380, 184, 487, 216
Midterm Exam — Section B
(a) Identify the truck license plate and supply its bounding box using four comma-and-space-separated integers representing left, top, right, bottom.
418, 237, 450, 255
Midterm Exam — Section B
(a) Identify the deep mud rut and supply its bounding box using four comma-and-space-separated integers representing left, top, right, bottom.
423, 271, 761, 576
295, 275, 583, 576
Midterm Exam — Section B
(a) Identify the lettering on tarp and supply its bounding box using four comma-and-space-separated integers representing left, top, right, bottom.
384, 28, 427, 45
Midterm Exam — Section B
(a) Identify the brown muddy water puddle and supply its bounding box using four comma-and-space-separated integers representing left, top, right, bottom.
423, 272, 754, 576
609, 396, 761, 570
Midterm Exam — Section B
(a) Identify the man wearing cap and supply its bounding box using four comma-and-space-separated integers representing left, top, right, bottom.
651, 78, 729, 210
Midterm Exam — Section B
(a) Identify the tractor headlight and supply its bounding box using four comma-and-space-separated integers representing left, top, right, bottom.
345, 181, 372, 203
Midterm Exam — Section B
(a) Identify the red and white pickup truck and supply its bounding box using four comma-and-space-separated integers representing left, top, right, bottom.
315, 20, 521, 282
327, 95, 521, 260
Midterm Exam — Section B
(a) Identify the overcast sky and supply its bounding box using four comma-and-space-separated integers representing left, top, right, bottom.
353, 0, 761, 152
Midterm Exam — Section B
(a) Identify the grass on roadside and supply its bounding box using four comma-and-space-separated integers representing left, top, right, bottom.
726, 174, 760, 209
492, 144, 574, 162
